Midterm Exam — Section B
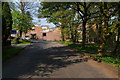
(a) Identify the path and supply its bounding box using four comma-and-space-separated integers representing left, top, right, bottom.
3, 40, 118, 79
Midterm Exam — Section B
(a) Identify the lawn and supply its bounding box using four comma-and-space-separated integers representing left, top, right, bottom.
11, 38, 32, 45
3, 39, 32, 61
18, 39, 32, 45
2, 46, 23, 61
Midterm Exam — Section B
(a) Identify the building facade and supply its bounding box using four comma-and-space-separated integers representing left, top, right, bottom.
11, 26, 62, 41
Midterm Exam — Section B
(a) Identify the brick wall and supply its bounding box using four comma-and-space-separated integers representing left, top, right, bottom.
42, 28, 62, 41
21, 26, 62, 41
34, 26, 43, 39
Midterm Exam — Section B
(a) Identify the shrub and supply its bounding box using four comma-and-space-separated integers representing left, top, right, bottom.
11, 38, 19, 44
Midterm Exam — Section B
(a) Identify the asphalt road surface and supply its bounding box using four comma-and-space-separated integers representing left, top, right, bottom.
3, 40, 118, 79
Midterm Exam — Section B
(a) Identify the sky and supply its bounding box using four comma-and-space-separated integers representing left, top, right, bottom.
32, 17, 56, 27
31, 2, 56, 28
13, 2, 56, 28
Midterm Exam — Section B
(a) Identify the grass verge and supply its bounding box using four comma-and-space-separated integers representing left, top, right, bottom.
3, 46, 23, 61
59, 41, 98, 53
18, 39, 32, 45
59, 41, 120, 67
91, 56, 120, 67
11, 38, 32, 45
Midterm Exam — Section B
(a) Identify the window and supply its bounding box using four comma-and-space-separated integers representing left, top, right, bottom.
43, 33, 46, 36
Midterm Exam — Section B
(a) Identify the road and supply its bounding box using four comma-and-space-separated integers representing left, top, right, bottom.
3, 40, 118, 79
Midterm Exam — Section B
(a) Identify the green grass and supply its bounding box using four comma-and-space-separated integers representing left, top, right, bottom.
100, 57, 120, 64
75, 44, 98, 53
11, 38, 32, 44
2, 46, 23, 61
59, 41, 74, 45
18, 42, 31, 45
3, 39, 32, 62
18, 39, 32, 44
59, 41, 98, 53
91, 56, 120, 67
59, 41, 120, 67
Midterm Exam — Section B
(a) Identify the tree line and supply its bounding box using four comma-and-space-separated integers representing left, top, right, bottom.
2, 2, 120, 57
38, 2, 120, 56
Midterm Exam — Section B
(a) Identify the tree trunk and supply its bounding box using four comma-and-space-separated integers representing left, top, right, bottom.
2, 2, 12, 47
82, 20, 87, 48
98, 21, 102, 45
98, 2, 109, 56
98, 42, 104, 56
74, 27, 78, 43
61, 28, 65, 41
20, 30, 22, 38
70, 25, 74, 42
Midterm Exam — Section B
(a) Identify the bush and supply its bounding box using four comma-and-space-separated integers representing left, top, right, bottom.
11, 38, 19, 44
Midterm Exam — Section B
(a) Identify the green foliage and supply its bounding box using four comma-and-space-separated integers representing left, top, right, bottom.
40, 2, 119, 57
39, 2, 80, 41
10, 2, 35, 38
18, 39, 32, 44
91, 56, 120, 67
2, 2, 13, 27
11, 38, 19, 44
12, 10, 34, 34
59, 41, 74, 45
59, 41, 98, 53
3, 46, 23, 61
100, 57, 120, 64
2, 2, 13, 46
59, 41, 120, 67
11, 38, 32, 44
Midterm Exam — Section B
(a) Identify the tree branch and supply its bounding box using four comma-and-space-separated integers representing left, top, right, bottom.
86, 2, 92, 10
78, 2, 84, 7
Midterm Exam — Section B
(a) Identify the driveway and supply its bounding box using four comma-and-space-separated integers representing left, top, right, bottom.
2, 40, 118, 79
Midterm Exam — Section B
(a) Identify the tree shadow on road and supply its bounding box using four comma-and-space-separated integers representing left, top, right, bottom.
3, 45, 88, 79
29, 46, 87, 78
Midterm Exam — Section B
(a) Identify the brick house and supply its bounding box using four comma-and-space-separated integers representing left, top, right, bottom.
13, 25, 62, 41
30, 26, 62, 40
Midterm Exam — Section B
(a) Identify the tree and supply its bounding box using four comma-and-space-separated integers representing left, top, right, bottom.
24, 11, 34, 36
112, 2, 120, 56
39, 2, 119, 57
12, 10, 34, 39
97, 2, 119, 56
86, 2, 119, 56
39, 2, 73, 41
10, 2, 36, 38
75, 2, 93, 48
51, 10, 78, 42
2, 2, 13, 47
